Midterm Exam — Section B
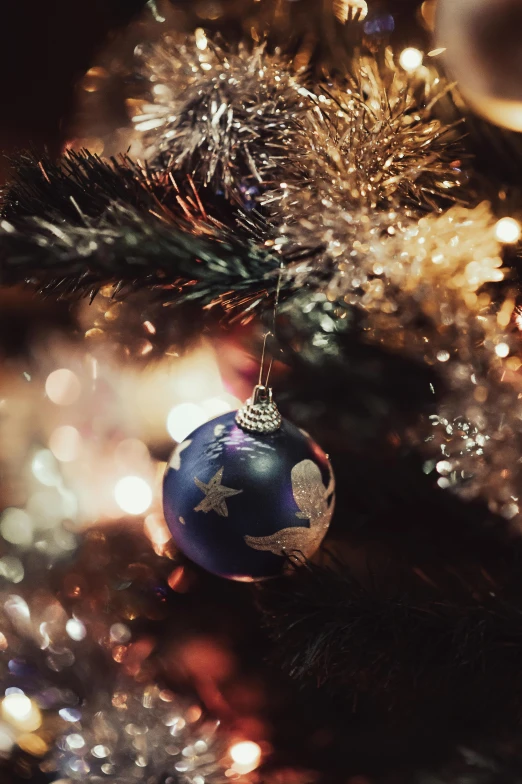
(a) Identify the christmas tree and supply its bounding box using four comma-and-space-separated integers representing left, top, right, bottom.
2, 1, 522, 782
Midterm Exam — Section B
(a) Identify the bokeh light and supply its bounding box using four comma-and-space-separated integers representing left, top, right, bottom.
420, 0, 437, 30
495, 217, 521, 244
1, 694, 41, 732
110, 623, 131, 644
230, 740, 261, 773
195, 28, 208, 50
32, 450, 59, 486
49, 426, 82, 463
0, 725, 14, 754
114, 476, 152, 515
66, 618, 87, 641
0, 509, 33, 547
0, 557, 24, 584
4, 596, 30, 624
17, 733, 48, 757
66, 733, 85, 750
399, 47, 423, 72
45, 369, 81, 406
2, 693, 30, 721
92, 745, 110, 759
333, 0, 368, 22
167, 403, 207, 442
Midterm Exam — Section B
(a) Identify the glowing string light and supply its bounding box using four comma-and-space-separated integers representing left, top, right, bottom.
229, 741, 261, 773
167, 403, 207, 442
2, 694, 41, 731
114, 477, 152, 515
399, 47, 423, 72
495, 217, 521, 244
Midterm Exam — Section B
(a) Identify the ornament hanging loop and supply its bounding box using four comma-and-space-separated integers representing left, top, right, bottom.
236, 263, 284, 434
236, 335, 281, 434
258, 260, 284, 389
258, 331, 274, 390
236, 383, 282, 434
252, 384, 273, 405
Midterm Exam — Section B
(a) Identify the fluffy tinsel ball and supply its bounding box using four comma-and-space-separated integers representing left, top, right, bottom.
133, 37, 310, 196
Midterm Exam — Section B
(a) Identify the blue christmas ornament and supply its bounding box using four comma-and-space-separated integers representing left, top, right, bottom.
163, 386, 335, 581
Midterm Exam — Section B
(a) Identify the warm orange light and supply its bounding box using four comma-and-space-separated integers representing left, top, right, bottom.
399, 47, 423, 72
114, 476, 152, 515
333, 0, 368, 23
2, 694, 42, 732
168, 566, 192, 593
230, 741, 262, 773
17, 733, 48, 757
144, 513, 171, 555
495, 217, 521, 244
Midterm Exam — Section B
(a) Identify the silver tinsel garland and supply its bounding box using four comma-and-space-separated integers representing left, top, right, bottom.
52, 681, 233, 783
0, 535, 255, 784
133, 36, 310, 197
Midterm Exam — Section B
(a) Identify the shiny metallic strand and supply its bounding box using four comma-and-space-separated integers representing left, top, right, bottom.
332, 0, 368, 24
0, 45, 471, 315
355, 205, 520, 523
2, 149, 229, 237
262, 52, 467, 224
0, 204, 281, 307
0, 527, 250, 783
132, 34, 312, 197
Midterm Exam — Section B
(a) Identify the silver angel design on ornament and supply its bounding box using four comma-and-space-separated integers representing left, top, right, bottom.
244, 459, 335, 557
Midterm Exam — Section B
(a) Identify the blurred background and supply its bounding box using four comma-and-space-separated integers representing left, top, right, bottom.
0, 1, 145, 175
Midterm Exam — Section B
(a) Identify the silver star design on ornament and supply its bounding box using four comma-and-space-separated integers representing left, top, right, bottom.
193, 467, 242, 517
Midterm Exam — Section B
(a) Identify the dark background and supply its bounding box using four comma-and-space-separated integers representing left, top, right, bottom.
0, 1, 147, 350
0, 0, 427, 181
0, 0, 145, 179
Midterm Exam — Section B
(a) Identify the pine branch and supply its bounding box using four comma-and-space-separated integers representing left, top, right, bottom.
0, 204, 282, 308
257, 554, 522, 731
3, 150, 179, 224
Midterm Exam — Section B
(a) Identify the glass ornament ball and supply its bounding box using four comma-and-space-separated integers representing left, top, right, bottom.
437, 0, 522, 131
163, 411, 335, 581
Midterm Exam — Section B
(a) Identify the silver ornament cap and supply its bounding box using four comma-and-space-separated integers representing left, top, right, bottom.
235, 385, 282, 434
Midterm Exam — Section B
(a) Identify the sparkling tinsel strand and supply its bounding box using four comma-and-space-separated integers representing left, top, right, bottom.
133, 37, 312, 198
